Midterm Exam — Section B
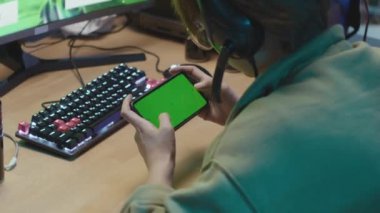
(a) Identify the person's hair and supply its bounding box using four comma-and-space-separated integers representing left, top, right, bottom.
172, 0, 331, 52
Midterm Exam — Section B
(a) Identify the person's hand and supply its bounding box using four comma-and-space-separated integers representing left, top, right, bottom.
121, 95, 175, 187
170, 65, 239, 125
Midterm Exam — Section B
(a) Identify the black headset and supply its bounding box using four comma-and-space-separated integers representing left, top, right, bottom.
338, 0, 363, 39
195, 0, 365, 102
342, 0, 370, 42
196, 0, 265, 102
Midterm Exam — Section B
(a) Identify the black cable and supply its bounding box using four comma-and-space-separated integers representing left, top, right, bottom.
68, 38, 86, 87
345, 0, 362, 39
20, 17, 138, 108
41, 100, 60, 109
249, 56, 259, 77
23, 38, 67, 54
70, 43, 164, 73
363, 0, 370, 42
67, 20, 94, 87
212, 40, 235, 103
29, 19, 129, 87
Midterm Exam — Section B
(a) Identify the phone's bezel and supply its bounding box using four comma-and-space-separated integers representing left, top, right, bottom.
130, 72, 208, 130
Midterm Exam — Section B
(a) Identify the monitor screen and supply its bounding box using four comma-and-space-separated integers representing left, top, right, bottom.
0, 0, 152, 45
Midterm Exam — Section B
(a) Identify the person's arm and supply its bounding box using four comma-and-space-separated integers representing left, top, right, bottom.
121, 163, 255, 213
121, 95, 176, 188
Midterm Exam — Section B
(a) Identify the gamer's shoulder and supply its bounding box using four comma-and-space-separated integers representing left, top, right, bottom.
215, 71, 378, 161
208, 81, 380, 210
315, 38, 380, 73
338, 40, 380, 70
352, 40, 380, 51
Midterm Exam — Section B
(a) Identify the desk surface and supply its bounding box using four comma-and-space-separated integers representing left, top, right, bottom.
0, 26, 252, 213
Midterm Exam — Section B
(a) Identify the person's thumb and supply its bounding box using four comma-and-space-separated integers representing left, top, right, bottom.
159, 113, 172, 129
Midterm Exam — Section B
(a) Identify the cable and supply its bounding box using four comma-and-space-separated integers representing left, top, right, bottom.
23, 38, 67, 54
41, 100, 60, 109
362, 0, 370, 42
67, 20, 94, 88
70, 43, 164, 73
67, 18, 136, 87
20, 17, 140, 108
39, 41, 163, 111
212, 40, 235, 102
3, 133, 19, 171
249, 56, 259, 77
68, 38, 86, 87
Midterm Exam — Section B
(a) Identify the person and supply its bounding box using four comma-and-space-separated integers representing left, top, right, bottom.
120, 0, 380, 212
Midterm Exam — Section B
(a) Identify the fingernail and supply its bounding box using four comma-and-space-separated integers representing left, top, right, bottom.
169, 64, 180, 71
161, 112, 169, 117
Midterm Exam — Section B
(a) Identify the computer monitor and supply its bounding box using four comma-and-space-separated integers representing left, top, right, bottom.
0, 0, 153, 96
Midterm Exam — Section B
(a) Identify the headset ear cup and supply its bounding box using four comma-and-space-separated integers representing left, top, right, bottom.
196, 0, 264, 102
196, 0, 264, 59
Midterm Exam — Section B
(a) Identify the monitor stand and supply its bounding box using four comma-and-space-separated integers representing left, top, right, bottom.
0, 41, 146, 96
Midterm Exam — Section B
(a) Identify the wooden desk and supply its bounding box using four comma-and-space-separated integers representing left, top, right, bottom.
0, 27, 252, 213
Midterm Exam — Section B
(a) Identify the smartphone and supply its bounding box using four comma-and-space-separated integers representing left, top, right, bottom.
131, 73, 208, 129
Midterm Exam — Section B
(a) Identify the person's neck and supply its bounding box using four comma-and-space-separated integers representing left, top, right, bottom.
255, 34, 289, 75
226, 33, 289, 78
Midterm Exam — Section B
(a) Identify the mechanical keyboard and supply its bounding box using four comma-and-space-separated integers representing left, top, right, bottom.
16, 63, 149, 159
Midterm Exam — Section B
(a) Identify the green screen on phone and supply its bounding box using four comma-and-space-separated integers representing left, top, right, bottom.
132, 73, 207, 129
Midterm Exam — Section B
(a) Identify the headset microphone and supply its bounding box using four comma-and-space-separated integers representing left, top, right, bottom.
196, 0, 265, 102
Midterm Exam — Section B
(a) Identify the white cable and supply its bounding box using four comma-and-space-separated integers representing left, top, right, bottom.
3, 133, 19, 171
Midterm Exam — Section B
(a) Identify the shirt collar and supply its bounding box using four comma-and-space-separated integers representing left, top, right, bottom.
227, 25, 346, 122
